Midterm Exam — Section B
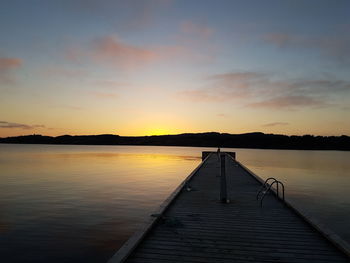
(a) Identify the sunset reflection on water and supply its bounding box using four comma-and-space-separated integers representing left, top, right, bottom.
0, 144, 349, 262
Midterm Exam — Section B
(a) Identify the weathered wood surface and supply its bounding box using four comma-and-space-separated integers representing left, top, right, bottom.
112, 153, 349, 263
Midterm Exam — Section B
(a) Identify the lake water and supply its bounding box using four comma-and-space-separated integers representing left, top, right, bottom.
0, 144, 349, 262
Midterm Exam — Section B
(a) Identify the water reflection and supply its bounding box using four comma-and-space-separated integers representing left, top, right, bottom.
0, 144, 202, 262
0, 144, 349, 262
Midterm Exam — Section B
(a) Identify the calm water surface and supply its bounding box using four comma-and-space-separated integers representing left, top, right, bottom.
0, 144, 349, 262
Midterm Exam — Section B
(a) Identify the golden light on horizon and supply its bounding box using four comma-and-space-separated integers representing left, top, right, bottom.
145, 127, 173, 136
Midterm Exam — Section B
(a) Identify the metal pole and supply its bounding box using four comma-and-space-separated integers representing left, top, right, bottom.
220, 153, 228, 203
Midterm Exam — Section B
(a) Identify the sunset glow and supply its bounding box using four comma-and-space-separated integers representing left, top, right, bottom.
1, 0, 349, 137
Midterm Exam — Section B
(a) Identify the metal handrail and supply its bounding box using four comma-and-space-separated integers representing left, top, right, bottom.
256, 177, 277, 200
257, 177, 285, 207
259, 180, 285, 206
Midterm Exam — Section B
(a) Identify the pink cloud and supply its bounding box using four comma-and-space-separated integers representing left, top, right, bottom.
0, 57, 22, 84
0, 58, 22, 70
92, 36, 159, 69
66, 36, 193, 70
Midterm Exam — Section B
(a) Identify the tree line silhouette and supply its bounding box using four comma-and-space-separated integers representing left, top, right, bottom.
1, 132, 349, 150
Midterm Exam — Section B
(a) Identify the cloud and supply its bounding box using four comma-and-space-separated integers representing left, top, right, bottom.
178, 89, 226, 102
208, 72, 266, 97
289, 79, 350, 94
0, 121, 45, 130
249, 95, 329, 109
264, 33, 350, 64
0, 58, 22, 70
92, 36, 159, 69
0, 57, 22, 84
178, 71, 350, 110
67, 36, 190, 70
178, 72, 266, 102
262, 122, 289, 127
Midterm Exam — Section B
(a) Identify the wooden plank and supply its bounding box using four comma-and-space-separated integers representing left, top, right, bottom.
149, 229, 330, 244
131, 247, 344, 263
147, 236, 340, 252
236, 158, 350, 258
139, 245, 345, 261
141, 240, 342, 256
109, 152, 350, 263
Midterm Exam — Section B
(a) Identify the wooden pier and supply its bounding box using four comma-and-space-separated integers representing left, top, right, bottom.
108, 152, 350, 263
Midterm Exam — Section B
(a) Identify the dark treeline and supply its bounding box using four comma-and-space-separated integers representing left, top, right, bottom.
1, 132, 350, 150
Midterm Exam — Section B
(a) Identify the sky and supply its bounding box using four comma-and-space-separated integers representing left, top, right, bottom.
0, 0, 349, 137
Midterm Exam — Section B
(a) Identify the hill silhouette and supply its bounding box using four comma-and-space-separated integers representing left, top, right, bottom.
1, 132, 349, 150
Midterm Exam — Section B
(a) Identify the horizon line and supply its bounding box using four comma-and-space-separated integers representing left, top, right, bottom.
1, 131, 349, 139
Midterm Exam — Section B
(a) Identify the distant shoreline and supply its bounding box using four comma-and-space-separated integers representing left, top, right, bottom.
1, 132, 349, 151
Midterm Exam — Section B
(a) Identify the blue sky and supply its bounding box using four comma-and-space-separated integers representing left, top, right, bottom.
1, 0, 349, 136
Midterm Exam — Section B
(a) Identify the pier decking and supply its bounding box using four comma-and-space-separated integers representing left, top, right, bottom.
109, 152, 350, 263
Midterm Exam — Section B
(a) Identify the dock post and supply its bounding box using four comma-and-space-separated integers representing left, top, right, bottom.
220, 153, 228, 203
